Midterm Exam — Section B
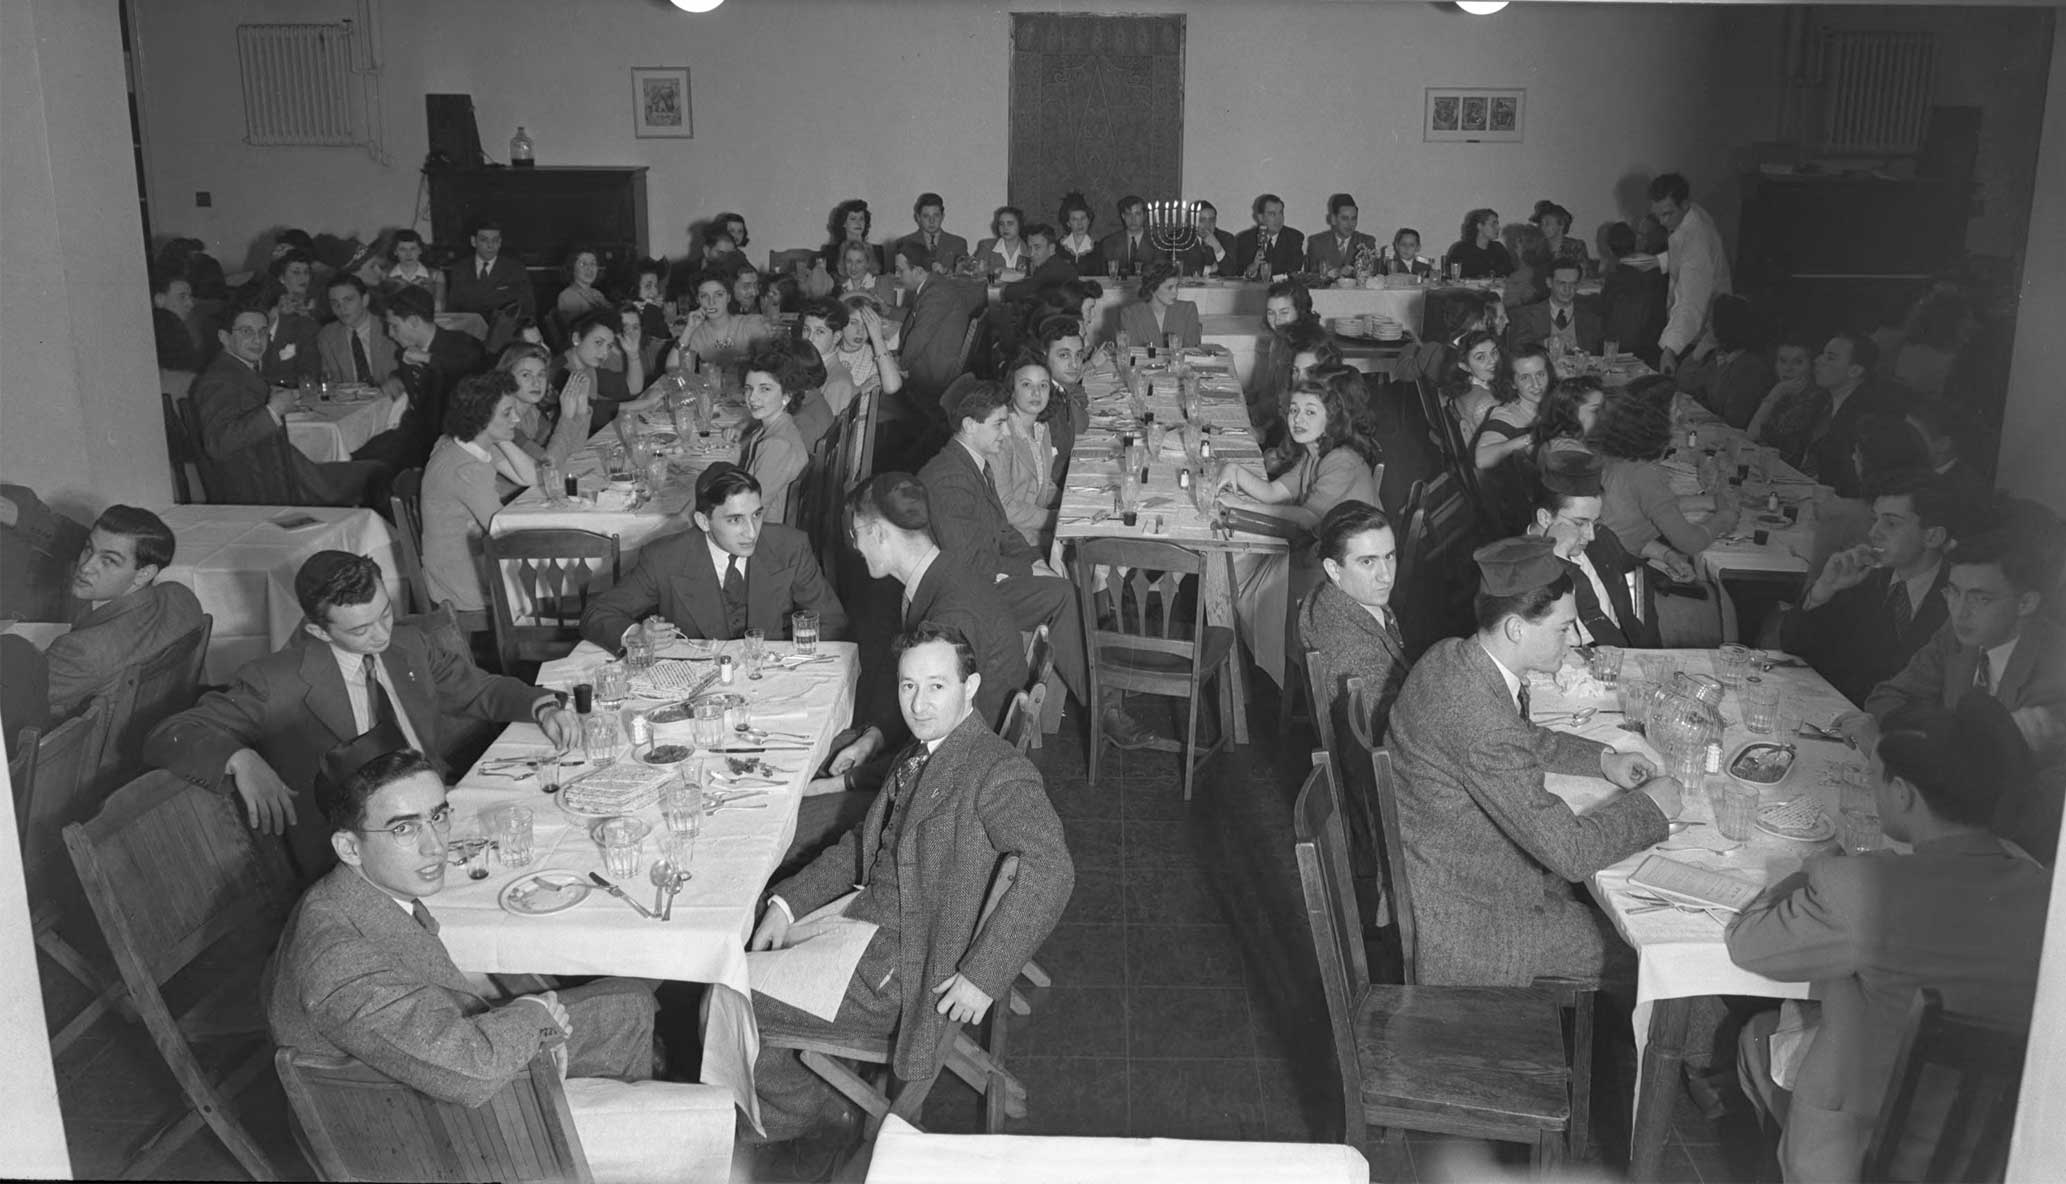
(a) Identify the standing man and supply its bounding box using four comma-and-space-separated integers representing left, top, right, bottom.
45, 506, 206, 718
1303, 193, 1376, 278
371, 285, 488, 470
443, 220, 535, 351
317, 274, 399, 386
1234, 194, 1304, 281
1641, 172, 1732, 375
897, 194, 969, 275
1098, 196, 1152, 277
1385, 537, 1677, 985
1179, 201, 1239, 278
1297, 500, 1410, 745
888, 242, 987, 462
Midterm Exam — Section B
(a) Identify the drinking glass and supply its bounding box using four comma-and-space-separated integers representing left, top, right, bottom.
1742, 677, 1782, 734
593, 816, 649, 879
1841, 807, 1883, 854
644, 456, 669, 496
624, 631, 656, 673
792, 611, 820, 655
656, 831, 696, 886
1603, 339, 1620, 363
692, 702, 727, 750
536, 752, 562, 795
596, 661, 630, 711
1587, 645, 1624, 687
494, 806, 535, 868
1716, 643, 1752, 688
1165, 332, 1182, 355
1617, 676, 1651, 726
742, 628, 766, 680
1710, 782, 1759, 842
659, 774, 705, 840
582, 711, 624, 766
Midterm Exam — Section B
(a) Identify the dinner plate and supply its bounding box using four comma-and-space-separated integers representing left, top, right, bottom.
1754, 799, 1835, 842
499, 873, 591, 916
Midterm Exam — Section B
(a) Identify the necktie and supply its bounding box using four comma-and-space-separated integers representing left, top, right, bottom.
350, 330, 373, 383
880, 745, 931, 836
362, 655, 396, 732
1516, 682, 1532, 721
1974, 654, 1994, 694
1555, 308, 1570, 330
1382, 612, 1405, 651
927, 233, 937, 251
721, 555, 748, 638
1885, 579, 1913, 634
411, 900, 439, 934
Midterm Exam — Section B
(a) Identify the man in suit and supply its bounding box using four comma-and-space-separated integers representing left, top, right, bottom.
1234, 194, 1305, 281
255, 265, 324, 387
894, 193, 969, 275
191, 297, 381, 507
1298, 500, 1409, 745
1728, 703, 2049, 1182
888, 241, 987, 459
1386, 537, 1678, 985
1525, 453, 1658, 649
580, 464, 847, 651
1302, 193, 1377, 278
268, 745, 719, 1184
999, 224, 1078, 302
145, 551, 577, 878
1781, 471, 1960, 705
1906, 397, 1992, 513
317, 274, 399, 386
1509, 260, 1605, 357
1805, 332, 1903, 500
1175, 200, 1239, 278
45, 506, 206, 718
369, 285, 488, 470
747, 624, 1072, 1147
1845, 528, 2066, 759
443, 221, 535, 352
1097, 195, 1154, 277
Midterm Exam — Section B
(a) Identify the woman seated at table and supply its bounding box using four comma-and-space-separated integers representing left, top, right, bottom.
422, 372, 535, 612
1473, 344, 1553, 472
738, 350, 811, 523
1675, 295, 1772, 429
1595, 377, 1739, 581
1056, 192, 1105, 277
779, 338, 839, 452
1444, 208, 1514, 280
993, 353, 1061, 547
1378, 227, 1434, 277
665, 270, 773, 374
1745, 333, 1822, 466
557, 308, 654, 435
974, 206, 1029, 277
795, 298, 861, 418
1217, 380, 1382, 687
1245, 278, 1320, 400
1531, 375, 1606, 463
820, 199, 882, 274
382, 229, 444, 311
554, 245, 612, 322
834, 293, 903, 400
496, 343, 585, 469
1443, 329, 1505, 438
832, 240, 898, 309
1119, 262, 1201, 351
1530, 200, 1590, 270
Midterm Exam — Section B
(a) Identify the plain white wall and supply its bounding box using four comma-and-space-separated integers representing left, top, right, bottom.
1995, 13, 2065, 515
131, 0, 1746, 268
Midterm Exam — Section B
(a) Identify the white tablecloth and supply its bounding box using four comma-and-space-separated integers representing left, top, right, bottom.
436, 640, 858, 1124
864, 1115, 1369, 1184
283, 391, 393, 463
154, 505, 400, 681
488, 410, 744, 561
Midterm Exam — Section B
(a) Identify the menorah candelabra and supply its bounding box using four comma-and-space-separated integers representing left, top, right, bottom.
1147, 200, 1202, 274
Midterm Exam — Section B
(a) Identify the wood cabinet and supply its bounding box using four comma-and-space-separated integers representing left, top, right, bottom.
427, 166, 650, 299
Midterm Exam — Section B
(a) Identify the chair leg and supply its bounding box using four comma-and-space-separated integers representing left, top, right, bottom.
1087, 689, 1106, 786
801, 1049, 894, 1126
1181, 682, 1202, 801
1569, 989, 1596, 1161
1533, 1127, 1567, 1176
1008, 987, 1031, 1017
1019, 960, 1052, 989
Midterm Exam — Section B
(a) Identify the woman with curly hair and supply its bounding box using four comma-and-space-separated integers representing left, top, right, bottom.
1443, 329, 1505, 438
666, 269, 772, 372
1444, 207, 1513, 280
1119, 260, 1202, 350
973, 205, 1030, 277
992, 353, 1062, 546
1530, 375, 1606, 460
1217, 378, 1383, 687
1056, 192, 1106, 276
1500, 220, 1553, 308
554, 245, 612, 321
496, 342, 585, 469
1473, 343, 1554, 471
738, 349, 811, 522
1596, 376, 1739, 579
421, 372, 534, 611
1530, 200, 1590, 269
821, 199, 882, 273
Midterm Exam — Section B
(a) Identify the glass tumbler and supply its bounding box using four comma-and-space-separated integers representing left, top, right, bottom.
1742, 677, 1782, 734
494, 806, 535, 868
692, 702, 726, 750
582, 712, 624, 766
792, 611, 820, 655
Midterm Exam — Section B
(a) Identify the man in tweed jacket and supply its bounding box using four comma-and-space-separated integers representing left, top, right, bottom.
746, 624, 1073, 1144
1386, 536, 1678, 986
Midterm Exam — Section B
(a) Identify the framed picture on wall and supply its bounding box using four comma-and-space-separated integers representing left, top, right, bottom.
1425, 87, 1524, 142
631, 67, 692, 139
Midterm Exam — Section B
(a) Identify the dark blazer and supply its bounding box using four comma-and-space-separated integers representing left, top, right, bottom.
1677, 348, 1774, 430
266, 865, 653, 1107
45, 582, 207, 717
999, 256, 1079, 304
144, 623, 548, 875
189, 352, 369, 506
1781, 563, 1951, 706
375, 328, 489, 470
1234, 226, 1305, 278
1600, 267, 1668, 365
895, 276, 988, 422
1303, 231, 1378, 275
770, 712, 1072, 1081
1806, 381, 1906, 499
1179, 229, 1239, 278
260, 313, 323, 386
1096, 230, 1156, 275
1056, 237, 1105, 280
316, 319, 400, 385
898, 552, 1029, 735
444, 254, 536, 321
918, 441, 1042, 580
578, 524, 847, 650
893, 231, 970, 273
1385, 637, 1669, 985
1118, 300, 1202, 351
1508, 299, 1604, 357
1570, 526, 1658, 650
1864, 616, 2066, 722
1297, 580, 1409, 745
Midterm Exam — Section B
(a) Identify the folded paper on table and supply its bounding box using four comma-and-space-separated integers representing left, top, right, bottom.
747, 891, 878, 1023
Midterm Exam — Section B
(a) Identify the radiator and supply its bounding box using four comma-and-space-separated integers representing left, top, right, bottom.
236, 22, 358, 147
1819, 30, 1935, 155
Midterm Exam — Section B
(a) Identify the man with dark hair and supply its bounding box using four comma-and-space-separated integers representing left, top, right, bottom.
1804, 331, 1896, 498
888, 241, 987, 455
1526, 452, 1655, 649
145, 550, 576, 877
1781, 471, 1960, 704
1386, 536, 1677, 985
443, 220, 535, 332
1178, 200, 1238, 278
45, 506, 205, 717
317, 273, 399, 385
375, 283, 487, 468
1098, 195, 1152, 276
579, 463, 846, 649
1298, 499, 1408, 744
999, 224, 1078, 301
1906, 396, 1991, 511
151, 268, 200, 371
1509, 258, 1604, 357
1728, 700, 2050, 1182
1234, 194, 1304, 280
266, 745, 720, 1182
745, 624, 1071, 1154
1303, 193, 1377, 277
1638, 171, 1732, 375
895, 193, 968, 274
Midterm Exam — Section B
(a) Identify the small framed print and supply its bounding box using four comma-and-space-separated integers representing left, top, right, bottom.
632, 67, 692, 139
1425, 87, 1525, 142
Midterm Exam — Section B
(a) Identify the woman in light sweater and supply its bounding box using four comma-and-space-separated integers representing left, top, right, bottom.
421, 373, 535, 611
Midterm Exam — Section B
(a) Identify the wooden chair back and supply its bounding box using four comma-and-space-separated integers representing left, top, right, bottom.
9, 726, 38, 835
1343, 678, 1415, 979
1074, 536, 1207, 647
482, 529, 621, 671
93, 615, 213, 793
1304, 647, 1337, 755
795, 401, 850, 546
1411, 375, 1452, 463
1291, 754, 1374, 1147
388, 467, 431, 613
999, 688, 1044, 753
954, 317, 983, 375
161, 391, 199, 504
20, 701, 110, 898
1862, 988, 2027, 1183
1023, 622, 1055, 690
277, 1049, 591, 1184
1396, 472, 1476, 647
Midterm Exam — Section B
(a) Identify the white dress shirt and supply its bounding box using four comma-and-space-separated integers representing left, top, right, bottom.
1657, 201, 1732, 358
1478, 641, 1527, 713
900, 547, 940, 617
708, 534, 747, 585
1979, 636, 2020, 692
1571, 550, 1618, 645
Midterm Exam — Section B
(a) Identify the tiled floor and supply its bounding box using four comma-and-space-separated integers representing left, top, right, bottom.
37, 691, 1767, 1182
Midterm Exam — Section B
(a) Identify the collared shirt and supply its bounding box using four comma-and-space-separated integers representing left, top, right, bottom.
456, 437, 493, 464
1979, 636, 2020, 693
477, 257, 494, 279
1572, 549, 1618, 642
1062, 233, 1095, 257
707, 534, 746, 585
957, 437, 987, 474
1826, 380, 1862, 419
1477, 640, 1526, 713
900, 547, 940, 617
1894, 560, 1942, 630
328, 645, 429, 753
1357, 600, 1396, 636
1657, 201, 1732, 357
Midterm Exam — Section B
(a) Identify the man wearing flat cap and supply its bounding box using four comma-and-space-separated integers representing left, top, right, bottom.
1386, 536, 1681, 985
1526, 451, 1658, 649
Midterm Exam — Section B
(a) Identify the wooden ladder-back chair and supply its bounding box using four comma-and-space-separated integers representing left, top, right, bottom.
391, 468, 491, 635
92, 615, 213, 796
1070, 537, 1238, 799
62, 769, 298, 1179
1292, 755, 1577, 1177
482, 529, 622, 672
278, 1049, 592, 1184
1861, 988, 2028, 1183
848, 387, 881, 487
994, 686, 1051, 1016
1018, 621, 1060, 747
161, 390, 201, 504
1395, 473, 1478, 650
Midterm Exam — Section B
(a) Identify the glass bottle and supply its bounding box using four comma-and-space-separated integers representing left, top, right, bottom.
510, 126, 535, 167
539, 458, 563, 505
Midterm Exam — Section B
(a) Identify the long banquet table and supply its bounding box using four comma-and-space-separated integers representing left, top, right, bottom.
1534, 647, 1878, 1178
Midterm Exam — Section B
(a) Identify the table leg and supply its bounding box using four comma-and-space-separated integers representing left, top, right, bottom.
1201, 552, 1251, 745
1630, 995, 1692, 1180
1707, 567, 1741, 644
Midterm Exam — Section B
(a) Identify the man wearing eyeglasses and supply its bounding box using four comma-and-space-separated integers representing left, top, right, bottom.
146, 550, 577, 879
266, 746, 726, 1183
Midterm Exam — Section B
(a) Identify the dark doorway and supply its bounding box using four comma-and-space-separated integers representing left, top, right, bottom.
1009, 14, 1185, 241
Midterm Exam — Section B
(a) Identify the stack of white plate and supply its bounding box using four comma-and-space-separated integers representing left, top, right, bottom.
1369, 315, 1403, 342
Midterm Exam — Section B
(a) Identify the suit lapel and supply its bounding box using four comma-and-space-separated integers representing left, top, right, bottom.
1996, 621, 2052, 706
298, 639, 363, 747
743, 538, 790, 633
671, 530, 731, 639
897, 717, 980, 835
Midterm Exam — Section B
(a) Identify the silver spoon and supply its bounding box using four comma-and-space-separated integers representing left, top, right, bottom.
1536, 707, 1600, 727
648, 862, 673, 917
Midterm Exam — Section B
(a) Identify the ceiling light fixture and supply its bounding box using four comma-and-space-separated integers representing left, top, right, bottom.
670, 0, 724, 13
1457, 1, 1509, 15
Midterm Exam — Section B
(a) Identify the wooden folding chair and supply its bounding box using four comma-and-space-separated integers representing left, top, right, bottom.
1292, 755, 1575, 1177
1395, 472, 1479, 650
1071, 537, 1238, 799
62, 769, 297, 1179
1016, 621, 1061, 746
278, 1049, 591, 1184
994, 686, 1051, 1017
482, 529, 622, 672
91, 615, 212, 796
1861, 988, 2027, 1183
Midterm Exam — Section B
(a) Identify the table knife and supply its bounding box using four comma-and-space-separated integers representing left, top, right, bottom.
587, 873, 658, 919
